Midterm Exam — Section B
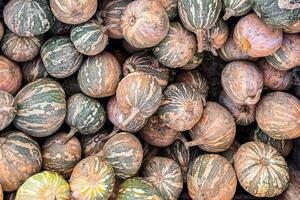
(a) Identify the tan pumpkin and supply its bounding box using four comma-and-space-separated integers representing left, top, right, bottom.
284, 19, 300, 33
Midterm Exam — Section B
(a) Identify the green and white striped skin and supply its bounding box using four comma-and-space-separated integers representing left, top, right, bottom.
222, 0, 252, 20
3, 0, 54, 37
70, 19, 108, 56
0, 131, 42, 192
0, 90, 15, 131
117, 177, 163, 200
78, 51, 122, 98
234, 141, 289, 197
41, 36, 83, 79
142, 156, 183, 200
13, 78, 66, 137
22, 57, 48, 83
70, 156, 115, 200
178, 0, 222, 52
188, 154, 237, 200
152, 22, 196, 68
16, 171, 70, 200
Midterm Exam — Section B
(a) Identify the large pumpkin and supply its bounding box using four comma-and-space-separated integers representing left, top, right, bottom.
222, 0, 252, 20
0, 90, 15, 131
22, 57, 48, 83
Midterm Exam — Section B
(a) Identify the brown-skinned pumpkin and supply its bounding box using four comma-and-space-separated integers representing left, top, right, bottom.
0, 90, 15, 131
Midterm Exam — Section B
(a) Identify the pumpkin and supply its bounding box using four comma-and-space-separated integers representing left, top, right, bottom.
78, 51, 121, 98
109, 179, 122, 200
50, 0, 97, 24
256, 92, 300, 139
122, 39, 143, 54
0, 21, 4, 42
70, 19, 108, 56
41, 36, 83, 79
0, 185, 2, 200
284, 19, 300, 33
42, 132, 82, 178
14, 78, 66, 137
0, 131, 42, 192
188, 102, 236, 152
280, 163, 300, 200
141, 142, 160, 165
266, 34, 300, 71
22, 57, 48, 83
117, 177, 163, 200
156, 0, 178, 20
16, 171, 70, 200
70, 156, 115, 200
220, 140, 241, 164
3, 0, 54, 36
0, 55, 22, 95
180, 52, 204, 70
218, 90, 256, 126
0, 90, 15, 131
234, 141, 289, 197
222, 0, 251, 20
49, 17, 73, 36
152, 22, 196, 68
61, 74, 81, 98
178, 0, 222, 52
221, 61, 263, 105
188, 154, 237, 200
142, 156, 183, 200
123, 52, 169, 89
121, 0, 169, 48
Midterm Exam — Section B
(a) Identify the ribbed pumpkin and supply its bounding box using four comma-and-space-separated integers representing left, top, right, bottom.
14, 78, 66, 137
22, 57, 48, 83
121, 0, 169, 48
142, 156, 183, 200
61, 74, 81, 98
0, 131, 42, 192
3, 0, 54, 36
0, 90, 15, 131
156, 0, 177, 20
117, 177, 163, 200
220, 140, 241, 164
41, 36, 83, 79
280, 163, 300, 200
42, 132, 82, 178
256, 92, 300, 139
188, 102, 236, 152
222, 0, 251, 20
233, 13, 283, 57
49, 18, 73, 36
221, 61, 263, 105
78, 51, 121, 98
266, 34, 300, 71
50, 0, 97, 24
180, 52, 204, 70
16, 171, 70, 200
0, 21, 4, 42
188, 154, 237, 200
178, 0, 222, 52
284, 19, 300, 33
218, 90, 256, 126
152, 22, 196, 68
234, 141, 289, 197
70, 156, 115, 200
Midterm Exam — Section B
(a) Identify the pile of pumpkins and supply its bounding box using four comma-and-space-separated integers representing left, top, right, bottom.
0, 0, 300, 199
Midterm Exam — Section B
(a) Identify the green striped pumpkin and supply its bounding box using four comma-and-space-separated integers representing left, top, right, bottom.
49, 17, 73, 36
16, 171, 70, 200
222, 0, 252, 20
142, 156, 183, 200
0, 90, 15, 131
41, 36, 83, 79
157, 0, 178, 20
180, 52, 204, 70
234, 141, 289, 197
117, 177, 163, 200
14, 78, 66, 137
61, 74, 81, 98
22, 57, 48, 83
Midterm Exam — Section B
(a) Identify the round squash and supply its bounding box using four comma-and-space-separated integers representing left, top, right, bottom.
220, 140, 241, 164
222, 0, 252, 20
280, 163, 300, 200
49, 17, 73, 36
156, 0, 177, 20
78, 51, 121, 98
256, 92, 300, 139
180, 52, 204, 70
188, 154, 237, 200
0, 131, 42, 192
284, 19, 300, 33
14, 78, 66, 137
121, 0, 169, 48
0, 21, 4, 42
0, 90, 15, 131
16, 171, 70, 200
221, 61, 263, 105
61, 74, 82, 98
22, 57, 48, 83
152, 22, 196, 68
234, 141, 289, 197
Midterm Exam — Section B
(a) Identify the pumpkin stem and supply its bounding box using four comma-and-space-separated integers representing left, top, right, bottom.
63, 126, 78, 144
122, 107, 140, 127
126, 64, 135, 73
185, 138, 203, 148
209, 45, 218, 56
223, 8, 235, 21
195, 30, 205, 53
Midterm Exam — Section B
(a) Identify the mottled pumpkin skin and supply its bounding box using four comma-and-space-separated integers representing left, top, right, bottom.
222, 0, 251, 20
121, 0, 169, 48
266, 34, 300, 71
61, 74, 81, 98
78, 51, 121, 98
50, 0, 97, 24
188, 102, 236, 152
70, 156, 115, 200
188, 154, 237, 200
0, 131, 42, 192
142, 156, 183, 200
234, 141, 289, 197
153, 22, 196, 68
0, 90, 15, 131
22, 57, 48, 83
220, 140, 241, 164
221, 61, 263, 105
284, 19, 300, 33
0, 21, 4, 42
41, 36, 83, 79
16, 171, 70, 200
180, 52, 204, 70
280, 163, 300, 200
234, 13, 283, 57
14, 78, 66, 137
256, 92, 300, 139
49, 18, 73, 36
3, 0, 54, 37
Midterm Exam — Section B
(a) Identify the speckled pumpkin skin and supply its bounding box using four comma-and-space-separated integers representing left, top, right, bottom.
0, 131, 42, 192
280, 163, 300, 200
0, 90, 15, 131
188, 154, 237, 200
284, 19, 300, 33
222, 0, 251, 20
234, 141, 289, 197
22, 57, 48, 83
256, 92, 300, 139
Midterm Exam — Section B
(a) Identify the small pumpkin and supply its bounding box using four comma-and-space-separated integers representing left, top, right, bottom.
61, 74, 82, 98
156, 0, 178, 20
180, 52, 204, 70
222, 0, 252, 20
284, 19, 300, 33
0, 90, 15, 131
220, 140, 241, 164
0, 21, 4, 42
280, 163, 300, 200
22, 57, 48, 83
49, 17, 73, 36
